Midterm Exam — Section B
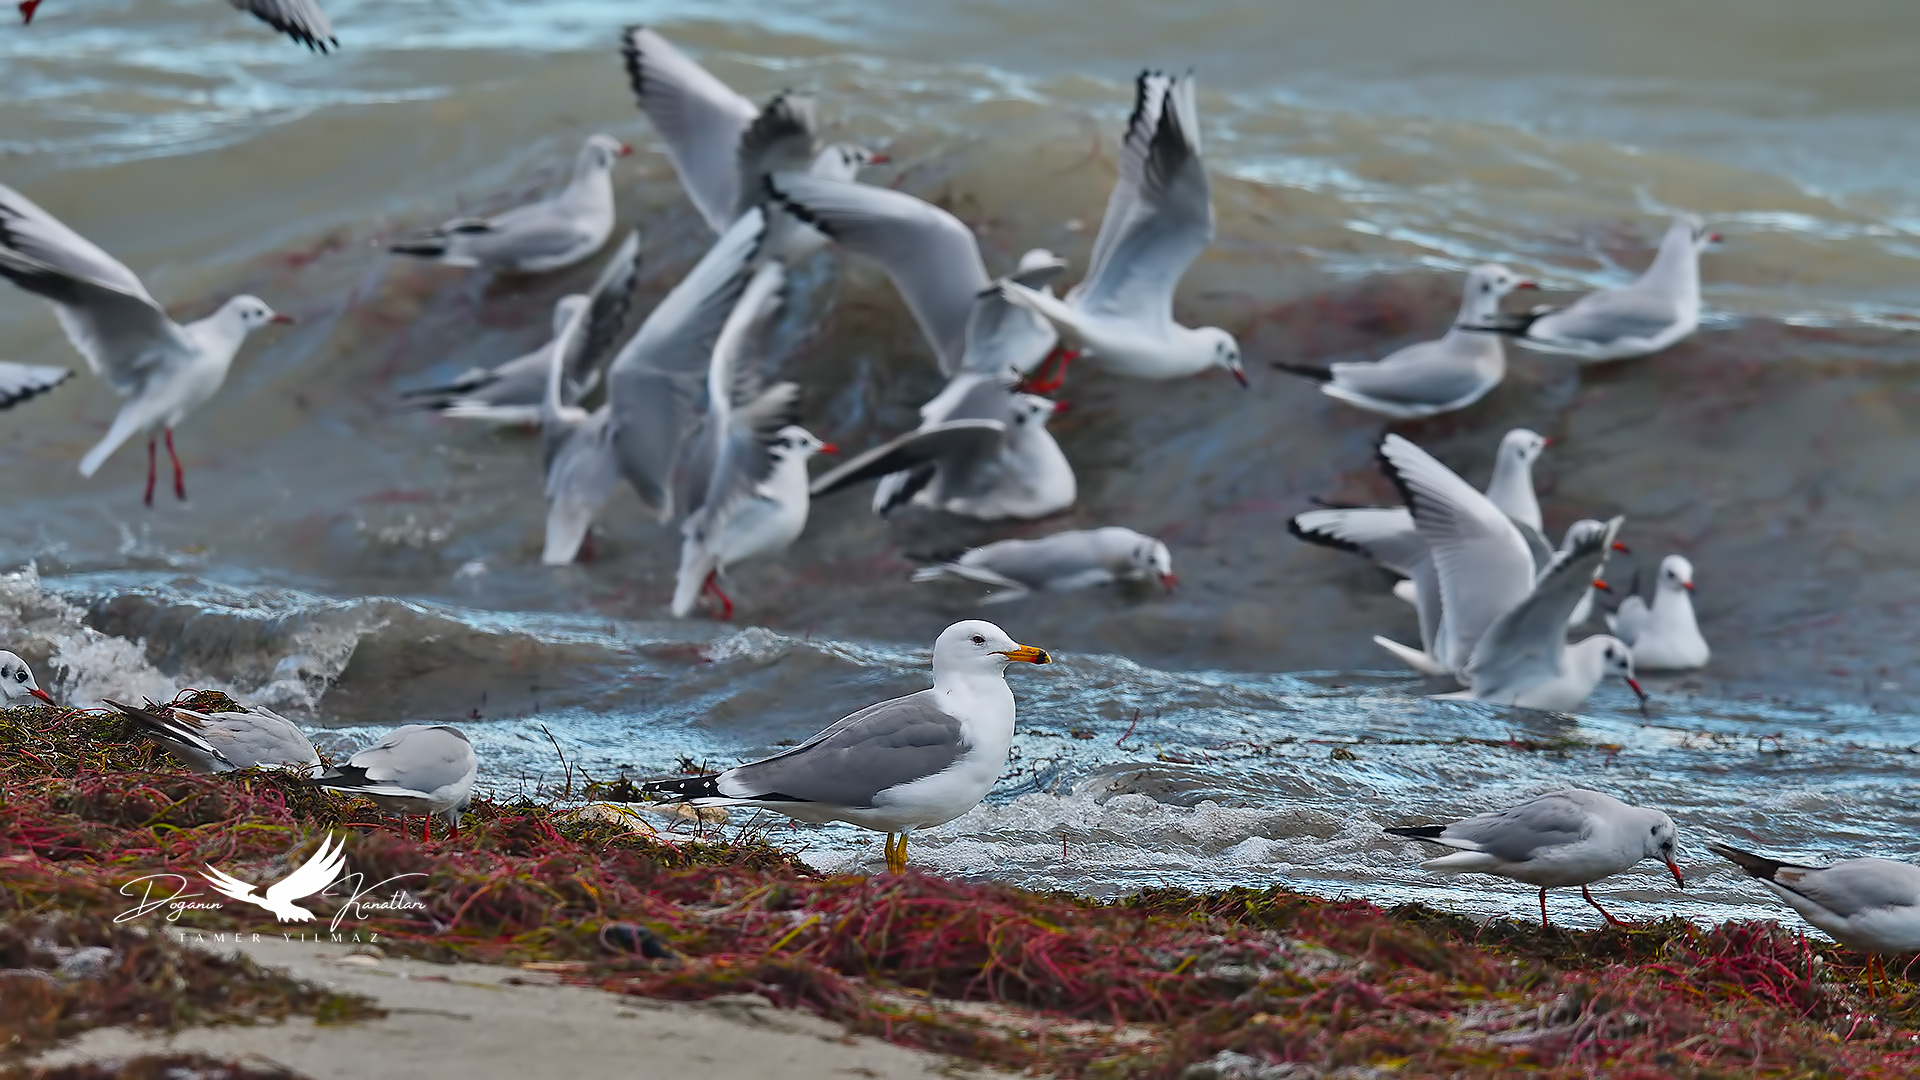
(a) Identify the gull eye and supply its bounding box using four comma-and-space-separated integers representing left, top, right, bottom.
13, 670, 25, 682
1651, 825, 1659, 835
971, 634, 986, 645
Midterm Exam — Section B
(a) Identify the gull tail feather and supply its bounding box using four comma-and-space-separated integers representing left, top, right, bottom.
79, 406, 148, 478
1373, 635, 1451, 678
542, 498, 598, 566
670, 537, 718, 618
1271, 361, 1333, 383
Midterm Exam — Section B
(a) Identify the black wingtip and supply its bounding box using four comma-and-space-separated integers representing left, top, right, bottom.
761, 173, 832, 239
641, 773, 723, 801
1706, 841, 1795, 882
0, 366, 72, 410
1375, 437, 1419, 517
1385, 825, 1448, 841
1287, 515, 1366, 557
1271, 360, 1333, 383
389, 237, 450, 260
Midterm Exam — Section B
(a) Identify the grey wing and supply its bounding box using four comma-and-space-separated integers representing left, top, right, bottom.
766, 172, 988, 374
809, 420, 1005, 498
720, 692, 965, 809
959, 274, 1063, 378
1514, 518, 1554, 576
621, 26, 759, 234
1783, 860, 1920, 919
968, 534, 1108, 588
545, 406, 621, 506
454, 201, 598, 267
733, 94, 819, 222
608, 369, 702, 520
688, 262, 795, 530
1530, 287, 1681, 346
346, 724, 476, 795
198, 708, 319, 769
1072, 73, 1212, 324
1327, 339, 1486, 406
1442, 792, 1594, 862
228, 0, 336, 51
559, 230, 643, 402
1467, 517, 1623, 699
1287, 506, 1425, 578
0, 361, 71, 410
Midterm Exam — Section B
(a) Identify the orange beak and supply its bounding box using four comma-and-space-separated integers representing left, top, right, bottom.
1592, 579, 1610, 592
30, 688, 55, 705
996, 644, 1051, 664
1611, 541, 1631, 553
1625, 675, 1649, 720
1666, 858, 1685, 886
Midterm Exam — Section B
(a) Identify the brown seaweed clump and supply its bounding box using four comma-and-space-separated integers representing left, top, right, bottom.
6, 696, 1920, 1076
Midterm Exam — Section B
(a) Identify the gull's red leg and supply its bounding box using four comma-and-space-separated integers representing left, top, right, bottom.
1539, 887, 1550, 929
422, 817, 431, 842
19, 0, 43, 25
144, 438, 157, 507
166, 428, 185, 500
1581, 884, 1632, 927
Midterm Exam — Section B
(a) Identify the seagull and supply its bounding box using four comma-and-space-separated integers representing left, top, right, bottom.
0, 183, 292, 504
606, 208, 772, 522
764, 172, 1066, 379
911, 527, 1174, 605
0, 651, 55, 705
1274, 264, 1535, 418
201, 833, 350, 924
1387, 788, 1684, 927
999, 72, 1244, 386
19, 0, 337, 53
642, 620, 1050, 873
401, 295, 589, 425
1435, 516, 1647, 715
389, 134, 630, 274
536, 231, 643, 565
809, 376, 1074, 521
621, 26, 886, 260
670, 261, 835, 619
1469, 215, 1719, 363
311, 724, 478, 841
105, 697, 320, 775
0, 362, 72, 411
1709, 842, 1920, 984
1608, 554, 1709, 671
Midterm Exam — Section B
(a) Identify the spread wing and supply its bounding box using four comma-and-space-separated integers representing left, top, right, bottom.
559, 229, 643, 403
1466, 517, 1623, 699
263, 832, 349, 903
621, 26, 759, 234
958, 255, 1066, 378
686, 262, 794, 531
0, 361, 72, 410
229, 0, 337, 52
734, 94, 819, 222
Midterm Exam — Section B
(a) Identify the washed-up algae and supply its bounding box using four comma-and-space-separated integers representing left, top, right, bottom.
5, 695, 1920, 1077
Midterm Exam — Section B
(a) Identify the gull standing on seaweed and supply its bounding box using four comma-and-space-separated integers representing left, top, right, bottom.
390, 135, 630, 274
999, 71, 1245, 386
1467, 215, 1719, 363
0, 361, 71, 411
0, 184, 292, 504
0, 652, 55, 705
643, 620, 1050, 873
1709, 842, 1920, 985
1274, 264, 1536, 418
1608, 555, 1709, 671
621, 26, 887, 261
1387, 788, 1684, 927
19, 0, 338, 52
311, 724, 478, 841
536, 231, 644, 565
104, 697, 320, 775
911, 527, 1175, 605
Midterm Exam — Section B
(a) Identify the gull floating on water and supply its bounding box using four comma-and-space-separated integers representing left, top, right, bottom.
105, 697, 320, 775
311, 724, 478, 841
1275, 264, 1535, 418
19, 0, 337, 52
642, 620, 1050, 873
1709, 842, 1920, 981
1468, 215, 1718, 363
671, 261, 835, 619
912, 527, 1175, 605
999, 71, 1244, 385
0, 183, 292, 504
0, 361, 71, 411
402, 295, 589, 425
390, 135, 629, 274
1609, 554, 1709, 671
0, 652, 54, 705
1387, 787, 1684, 927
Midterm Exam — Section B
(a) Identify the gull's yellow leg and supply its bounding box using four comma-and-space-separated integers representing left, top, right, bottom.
882, 833, 898, 874
895, 832, 909, 873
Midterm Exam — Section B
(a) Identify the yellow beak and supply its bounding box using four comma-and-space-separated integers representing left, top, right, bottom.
997, 644, 1051, 665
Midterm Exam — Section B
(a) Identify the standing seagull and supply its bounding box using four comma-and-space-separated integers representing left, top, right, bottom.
105, 697, 320, 775
0, 652, 55, 705
1709, 842, 1920, 985
1000, 72, 1244, 385
643, 620, 1050, 873
390, 135, 630, 274
0, 184, 292, 504
310, 725, 478, 841
912, 527, 1175, 605
0, 362, 71, 411
670, 261, 836, 618
1387, 788, 1684, 927
1608, 554, 1709, 671
1275, 264, 1535, 418
1473, 215, 1718, 363
538, 232, 644, 565
19, 0, 337, 52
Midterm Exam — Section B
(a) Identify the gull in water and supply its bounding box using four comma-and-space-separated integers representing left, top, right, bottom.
999, 72, 1244, 385
1469, 215, 1719, 363
401, 295, 589, 424
670, 261, 836, 619
1608, 554, 1709, 671
19, 0, 337, 52
0, 183, 292, 504
311, 724, 478, 841
621, 26, 886, 261
1709, 842, 1920, 985
0, 652, 55, 705
911, 527, 1174, 605
1387, 788, 1683, 927
0, 362, 71, 411
765, 172, 1066, 380
642, 620, 1050, 873
390, 134, 630, 274
537, 232, 644, 565
1433, 516, 1647, 715
105, 697, 320, 775
1274, 264, 1535, 418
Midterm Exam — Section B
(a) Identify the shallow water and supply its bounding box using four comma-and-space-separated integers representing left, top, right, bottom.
5, 1, 1920, 929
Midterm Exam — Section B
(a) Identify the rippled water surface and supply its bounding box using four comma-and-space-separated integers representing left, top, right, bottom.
5, 0, 1920, 928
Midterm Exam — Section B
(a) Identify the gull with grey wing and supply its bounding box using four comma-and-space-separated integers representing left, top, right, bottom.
390, 135, 629, 274
310, 725, 478, 841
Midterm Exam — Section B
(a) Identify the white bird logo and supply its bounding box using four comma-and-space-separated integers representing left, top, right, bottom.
201, 833, 350, 922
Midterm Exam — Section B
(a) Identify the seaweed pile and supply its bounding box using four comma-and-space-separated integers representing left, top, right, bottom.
5, 695, 1920, 1077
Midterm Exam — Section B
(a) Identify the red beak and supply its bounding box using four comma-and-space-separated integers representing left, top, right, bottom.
1052, 400, 1071, 414
270, 313, 295, 325
1159, 573, 1178, 593
867, 151, 890, 165
1592, 579, 1610, 592
619, 143, 633, 156
1666, 858, 1685, 887
1625, 676, 1649, 719
1514, 280, 1538, 290
1682, 581, 1694, 591
817, 442, 838, 455
29, 688, 54, 705
1541, 437, 1553, 447
1611, 541, 1631, 553
1708, 233, 1722, 243
1231, 366, 1249, 389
